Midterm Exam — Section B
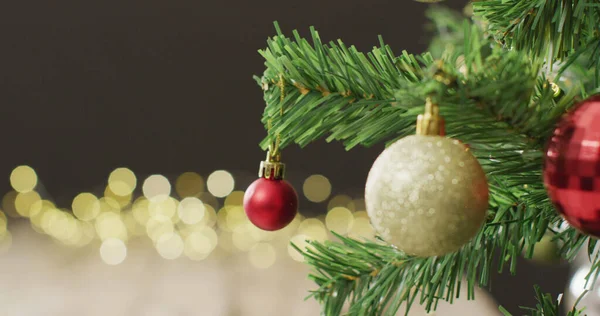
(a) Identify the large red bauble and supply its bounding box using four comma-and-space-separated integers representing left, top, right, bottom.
544, 95, 600, 237
243, 178, 298, 231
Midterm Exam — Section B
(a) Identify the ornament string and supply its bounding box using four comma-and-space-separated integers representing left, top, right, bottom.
266, 74, 285, 163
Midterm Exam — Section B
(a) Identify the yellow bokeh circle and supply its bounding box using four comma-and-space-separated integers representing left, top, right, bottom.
175, 172, 204, 198
207, 170, 234, 198
10, 165, 37, 193
177, 197, 206, 225
108, 168, 137, 196
100, 238, 127, 265
156, 232, 184, 260
15, 191, 41, 217
72, 193, 101, 221
143, 174, 171, 201
325, 207, 354, 235
303, 174, 331, 203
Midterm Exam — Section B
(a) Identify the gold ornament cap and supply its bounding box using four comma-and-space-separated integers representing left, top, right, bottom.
259, 149, 286, 180
416, 98, 445, 136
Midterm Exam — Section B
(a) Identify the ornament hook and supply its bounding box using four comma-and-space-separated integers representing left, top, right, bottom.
259, 74, 287, 180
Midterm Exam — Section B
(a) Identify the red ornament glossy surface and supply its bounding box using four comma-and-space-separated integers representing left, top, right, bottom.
544, 95, 600, 237
243, 178, 298, 231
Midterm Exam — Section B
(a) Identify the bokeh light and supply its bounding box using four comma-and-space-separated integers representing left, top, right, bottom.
199, 204, 217, 227
143, 175, 171, 201
72, 193, 101, 221
148, 197, 178, 221
177, 197, 205, 225
325, 207, 354, 235
122, 211, 146, 237
303, 174, 331, 203
2, 191, 18, 218
156, 232, 184, 260
207, 170, 234, 198
99, 197, 122, 213
108, 168, 137, 196
48, 212, 78, 244
74, 221, 95, 247
298, 218, 327, 242
0, 167, 370, 270
226, 206, 248, 232
132, 197, 150, 225
100, 238, 127, 265
15, 191, 41, 217
104, 186, 132, 209
175, 172, 204, 198
232, 229, 260, 251
249, 243, 276, 269
30, 200, 55, 232
217, 230, 235, 253
10, 165, 37, 193
327, 194, 353, 211
184, 227, 218, 260
198, 192, 219, 209
349, 217, 375, 240
0, 210, 7, 237
146, 216, 174, 242
217, 207, 231, 232
224, 191, 244, 206
95, 212, 128, 241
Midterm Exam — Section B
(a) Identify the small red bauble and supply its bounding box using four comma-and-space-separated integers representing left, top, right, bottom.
544, 95, 600, 237
243, 178, 298, 231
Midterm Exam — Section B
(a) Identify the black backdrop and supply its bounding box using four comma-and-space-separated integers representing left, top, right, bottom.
0, 0, 569, 313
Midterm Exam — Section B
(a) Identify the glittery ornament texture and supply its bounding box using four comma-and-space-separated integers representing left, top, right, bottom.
365, 135, 489, 257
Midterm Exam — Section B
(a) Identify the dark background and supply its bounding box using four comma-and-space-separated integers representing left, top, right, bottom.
0, 0, 570, 313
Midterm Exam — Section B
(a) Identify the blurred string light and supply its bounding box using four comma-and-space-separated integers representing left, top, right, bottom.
143, 175, 171, 201
15, 191, 41, 217
2, 167, 378, 267
325, 207, 354, 235
175, 172, 204, 198
156, 232, 184, 260
10, 165, 37, 193
0, 210, 7, 237
327, 194, 353, 211
177, 197, 205, 225
72, 193, 101, 221
0, 209, 10, 254
100, 238, 127, 265
2, 191, 19, 218
302, 174, 331, 203
108, 168, 137, 196
207, 170, 234, 198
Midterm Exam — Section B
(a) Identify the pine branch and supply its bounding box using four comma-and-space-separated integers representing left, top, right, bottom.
256, 16, 580, 151
255, 23, 433, 150
472, 0, 600, 60
473, 0, 600, 84
255, 7, 600, 316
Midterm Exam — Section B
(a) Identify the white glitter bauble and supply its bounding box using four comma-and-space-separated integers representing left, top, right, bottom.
365, 135, 489, 257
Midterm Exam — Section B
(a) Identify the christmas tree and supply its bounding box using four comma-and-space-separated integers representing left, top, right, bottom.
251, 2, 600, 315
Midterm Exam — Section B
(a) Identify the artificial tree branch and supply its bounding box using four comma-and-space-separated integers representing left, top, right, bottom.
255, 6, 599, 316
